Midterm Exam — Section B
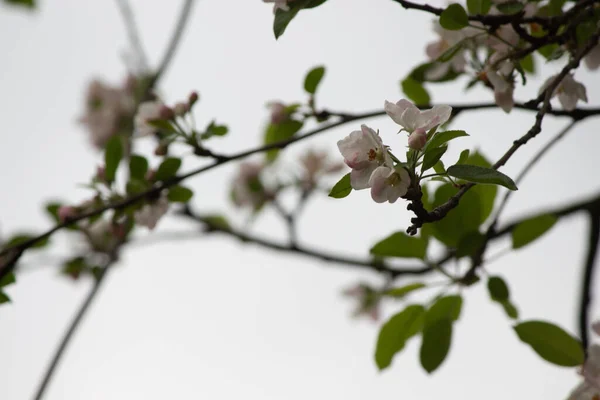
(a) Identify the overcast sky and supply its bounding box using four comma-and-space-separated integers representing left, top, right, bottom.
1, 0, 599, 399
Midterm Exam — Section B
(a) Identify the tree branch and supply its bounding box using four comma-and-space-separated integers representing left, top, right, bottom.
579, 211, 600, 350
114, 0, 150, 71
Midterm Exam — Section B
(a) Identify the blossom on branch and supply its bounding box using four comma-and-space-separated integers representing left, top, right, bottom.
384, 99, 452, 134
540, 74, 588, 111
267, 101, 289, 125
231, 162, 270, 210
134, 101, 165, 137
369, 166, 410, 204
299, 150, 344, 191
134, 193, 169, 230
337, 125, 392, 190
425, 23, 468, 80
485, 50, 516, 113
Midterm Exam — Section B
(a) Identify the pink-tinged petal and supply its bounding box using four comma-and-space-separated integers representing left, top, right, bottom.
558, 92, 579, 111
495, 86, 514, 113
400, 106, 420, 131
488, 70, 509, 92
369, 166, 392, 203
585, 44, 600, 70
385, 99, 417, 127
408, 129, 427, 150
425, 41, 443, 60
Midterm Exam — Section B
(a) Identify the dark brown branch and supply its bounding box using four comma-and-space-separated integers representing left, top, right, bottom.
580, 211, 600, 350
32, 259, 116, 400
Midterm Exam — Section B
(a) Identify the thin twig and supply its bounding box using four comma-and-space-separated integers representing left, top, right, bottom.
114, 0, 150, 71
153, 0, 196, 83
32, 259, 116, 400
580, 211, 600, 350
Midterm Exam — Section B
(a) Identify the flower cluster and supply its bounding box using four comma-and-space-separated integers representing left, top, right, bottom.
569, 321, 600, 400
337, 99, 452, 204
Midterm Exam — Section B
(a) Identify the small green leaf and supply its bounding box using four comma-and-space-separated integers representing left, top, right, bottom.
167, 186, 194, 203
304, 66, 326, 94
437, 41, 464, 63
420, 318, 453, 373
61, 257, 89, 280
467, 0, 491, 14
375, 305, 425, 370
126, 179, 148, 195
520, 54, 535, 74
328, 173, 352, 199
425, 295, 463, 327
432, 160, 446, 174
203, 215, 231, 231
422, 146, 448, 173
147, 120, 178, 135
447, 164, 517, 190
401, 77, 430, 105
456, 230, 485, 258
426, 130, 469, 151
502, 301, 519, 319
200, 121, 229, 140
0, 291, 10, 305
457, 149, 470, 165
439, 4, 469, 30
496, 0, 524, 14
273, 0, 328, 39
514, 320, 584, 367
129, 155, 148, 181
104, 135, 123, 183
384, 283, 426, 298
0, 272, 16, 288
370, 232, 428, 260
487, 276, 509, 301
4, 0, 35, 9
512, 214, 557, 249
45, 202, 62, 224
155, 157, 182, 182
264, 120, 304, 162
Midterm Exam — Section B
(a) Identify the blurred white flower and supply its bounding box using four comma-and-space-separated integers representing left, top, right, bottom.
384, 99, 452, 133
135, 194, 169, 230
134, 101, 164, 137
540, 74, 588, 111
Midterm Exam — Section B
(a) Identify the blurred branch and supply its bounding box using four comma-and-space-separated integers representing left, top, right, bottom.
114, 0, 150, 71
579, 210, 600, 351
153, 0, 196, 83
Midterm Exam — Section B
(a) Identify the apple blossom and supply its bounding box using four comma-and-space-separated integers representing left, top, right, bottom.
407, 129, 427, 150
134, 100, 164, 137
369, 166, 411, 204
134, 194, 169, 230
231, 162, 269, 210
484, 50, 515, 113
79, 79, 136, 148
425, 23, 467, 81
267, 101, 288, 125
384, 99, 452, 134
539, 74, 588, 111
82, 219, 121, 254
173, 102, 189, 116
58, 206, 77, 223
299, 150, 344, 191
263, 0, 293, 13
585, 45, 600, 71
337, 125, 392, 190
342, 283, 380, 321
569, 345, 600, 400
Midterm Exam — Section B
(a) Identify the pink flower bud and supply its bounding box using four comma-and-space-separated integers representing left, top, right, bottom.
58, 206, 77, 223
159, 105, 175, 120
173, 102, 188, 116
268, 101, 288, 125
407, 128, 427, 150
96, 165, 106, 182
188, 91, 199, 106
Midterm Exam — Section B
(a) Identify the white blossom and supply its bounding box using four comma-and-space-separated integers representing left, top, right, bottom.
425, 23, 468, 80
263, 0, 293, 13
135, 194, 169, 230
267, 101, 288, 124
540, 74, 588, 111
231, 162, 268, 209
299, 150, 343, 190
384, 99, 452, 133
134, 101, 164, 137
337, 125, 392, 190
485, 50, 515, 113
585, 45, 600, 71
79, 79, 136, 148
369, 166, 411, 204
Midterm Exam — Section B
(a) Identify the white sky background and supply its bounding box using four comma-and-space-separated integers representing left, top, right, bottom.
0, 0, 599, 399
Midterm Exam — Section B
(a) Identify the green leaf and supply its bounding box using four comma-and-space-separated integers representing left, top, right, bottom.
457, 149, 470, 165
455, 230, 485, 258
447, 164, 517, 190
200, 121, 229, 140
487, 276, 509, 301
148, 120, 178, 135
129, 155, 148, 181
401, 77, 430, 105
425, 295, 463, 327
422, 146, 448, 173
496, 0, 524, 14
432, 160, 446, 174
538, 43, 560, 60
0, 272, 16, 288
370, 232, 428, 260
304, 66, 326, 94
384, 283, 426, 298
514, 321, 585, 367
45, 202, 62, 224
467, 0, 491, 14
420, 318, 453, 373
61, 257, 89, 280
126, 179, 148, 195
375, 305, 425, 370
0, 292, 10, 305
512, 214, 557, 249
437, 41, 464, 63
502, 301, 519, 319
426, 130, 469, 151
104, 135, 123, 183
273, 0, 327, 39
264, 120, 304, 162
520, 53, 535, 74
439, 4, 469, 30
203, 215, 231, 231
328, 173, 352, 199
155, 157, 182, 182
4, 0, 35, 9
167, 186, 194, 203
